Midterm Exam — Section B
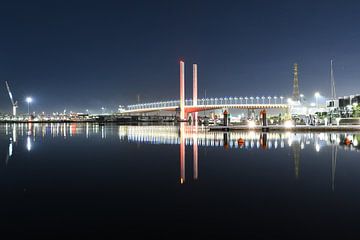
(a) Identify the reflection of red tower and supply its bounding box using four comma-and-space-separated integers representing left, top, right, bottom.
180, 60, 185, 120
193, 123, 198, 180
260, 133, 267, 149
180, 123, 185, 184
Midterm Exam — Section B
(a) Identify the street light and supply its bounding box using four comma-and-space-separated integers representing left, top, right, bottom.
280, 96, 284, 104
26, 97, 32, 115
274, 96, 278, 104
300, 94, 304, 103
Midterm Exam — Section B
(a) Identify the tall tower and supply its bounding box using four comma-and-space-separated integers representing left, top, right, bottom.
330, 59, 336, 100
292, 63, 300, 101
179, 60, 185, 120
193, 64, 198, 122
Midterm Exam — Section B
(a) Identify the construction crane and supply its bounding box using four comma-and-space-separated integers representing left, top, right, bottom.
5, 81, 18, 116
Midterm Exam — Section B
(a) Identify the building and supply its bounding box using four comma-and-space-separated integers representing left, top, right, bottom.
327, 94, 360, 116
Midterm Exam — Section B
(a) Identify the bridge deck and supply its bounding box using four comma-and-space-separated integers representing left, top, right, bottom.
122, 104, 289, 114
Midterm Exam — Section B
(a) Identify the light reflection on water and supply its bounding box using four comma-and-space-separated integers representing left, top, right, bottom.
2, 123, 359, 151
1, 123, 360, 236
1, 122, 360, 190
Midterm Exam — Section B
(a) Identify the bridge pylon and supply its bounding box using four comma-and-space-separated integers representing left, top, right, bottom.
180, 60, 185, 120
193, 63, 198, 123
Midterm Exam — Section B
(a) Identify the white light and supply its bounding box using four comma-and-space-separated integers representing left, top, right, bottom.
314, 92, 320, 98
26, 97, 33, 103
315, 143, 320, 152
310, 102, 316, 107
287, 98, 293, 104
353, 138, 358, 147
247, 120, 256, 128
300, 94, 304, 98
27, 136, 32, 151
284, 120, 294, 128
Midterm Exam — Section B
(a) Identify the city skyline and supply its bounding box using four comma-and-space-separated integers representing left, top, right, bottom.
0, 1, 360, 113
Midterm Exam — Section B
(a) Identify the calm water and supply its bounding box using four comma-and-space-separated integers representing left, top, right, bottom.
1, 123, 360, 238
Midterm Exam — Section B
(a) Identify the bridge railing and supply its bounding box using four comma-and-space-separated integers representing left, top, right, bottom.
126, 96, 286, 111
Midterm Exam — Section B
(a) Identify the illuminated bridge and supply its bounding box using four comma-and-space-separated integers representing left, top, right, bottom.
121, 60, 289, 117
123, 97, 288, 114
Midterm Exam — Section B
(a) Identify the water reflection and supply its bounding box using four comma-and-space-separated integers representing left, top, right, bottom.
118, 125, 359, 189
1, 123, 359, 190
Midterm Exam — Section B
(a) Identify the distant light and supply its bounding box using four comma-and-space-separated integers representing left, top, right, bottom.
284, 120, 294, 128
315, 143, 321, 152
300, 94, 304, 98
247, 120, 256, 128
314, 92, 320, 98
287, 98, 293, 104
26, 97, 33, 103
27, 136, 32, 151
310, 102, 316, 107
353, 138, 358, 147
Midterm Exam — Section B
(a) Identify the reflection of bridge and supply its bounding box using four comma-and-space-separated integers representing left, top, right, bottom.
117, 125, 352, 150
3, 123, 359, 189
122, 60, 289, 117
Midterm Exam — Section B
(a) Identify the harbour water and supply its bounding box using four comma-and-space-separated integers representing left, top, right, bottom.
1, 123, 360, 238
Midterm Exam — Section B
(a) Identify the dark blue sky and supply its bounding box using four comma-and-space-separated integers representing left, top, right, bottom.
0, 0, 360, 113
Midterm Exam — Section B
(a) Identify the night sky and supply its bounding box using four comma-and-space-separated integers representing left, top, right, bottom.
0, 0, 360, 113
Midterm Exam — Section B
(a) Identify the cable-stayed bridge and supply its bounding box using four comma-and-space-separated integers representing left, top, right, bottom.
121, 60, 289, 117
123, 97, 288, 114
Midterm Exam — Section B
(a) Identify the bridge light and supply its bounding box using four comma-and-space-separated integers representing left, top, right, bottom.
239, 97, 243, 104
268, 96, 272, 104
280, 96, 284, 104
250, 97, 254, 104
244, 97, 248, 104
261, 96, 265, 104
273, 96, 278, 104
256, 96, 260, 104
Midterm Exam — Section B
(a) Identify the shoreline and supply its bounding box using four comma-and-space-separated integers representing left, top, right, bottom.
209, 125, 360, 132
